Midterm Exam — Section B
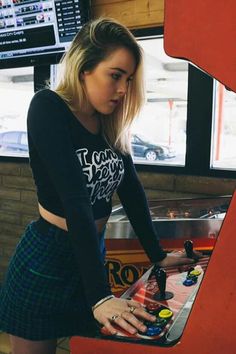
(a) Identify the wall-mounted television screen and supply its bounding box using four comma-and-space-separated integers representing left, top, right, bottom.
0, 0, 90, 69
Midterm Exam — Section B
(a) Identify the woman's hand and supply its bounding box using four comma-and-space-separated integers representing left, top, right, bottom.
92, 297, 156, 335
156, 249, 204, 268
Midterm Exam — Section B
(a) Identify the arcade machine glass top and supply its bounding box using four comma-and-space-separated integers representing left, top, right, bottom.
107, 196, 231, 252
110, 196, 230, 221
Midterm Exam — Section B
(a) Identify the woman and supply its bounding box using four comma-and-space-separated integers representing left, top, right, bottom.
0, 18, 197, 354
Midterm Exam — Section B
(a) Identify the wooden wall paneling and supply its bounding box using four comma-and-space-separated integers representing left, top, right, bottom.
91, 0, 164, 28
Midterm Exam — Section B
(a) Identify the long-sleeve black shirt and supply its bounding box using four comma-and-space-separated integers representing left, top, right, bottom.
27, 89, 166, 308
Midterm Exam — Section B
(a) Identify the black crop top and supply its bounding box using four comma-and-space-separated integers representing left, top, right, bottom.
28, 91, 124, 220
27, 89, 166, 308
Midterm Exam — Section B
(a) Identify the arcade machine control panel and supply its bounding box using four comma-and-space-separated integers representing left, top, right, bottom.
101, 240, 210, 346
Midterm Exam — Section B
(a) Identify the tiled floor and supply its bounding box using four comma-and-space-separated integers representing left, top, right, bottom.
0, 332, 70, 353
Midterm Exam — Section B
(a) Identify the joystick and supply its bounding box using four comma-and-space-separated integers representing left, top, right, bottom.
184, 240, 199, 261
184, 240, 193, 258
153, 267, 174, 301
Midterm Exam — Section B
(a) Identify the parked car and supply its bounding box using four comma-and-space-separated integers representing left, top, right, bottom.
131, 134, 175, 161
0, 131, 28, 153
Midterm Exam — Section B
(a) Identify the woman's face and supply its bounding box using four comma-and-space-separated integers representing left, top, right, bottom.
82, 47, 136, 115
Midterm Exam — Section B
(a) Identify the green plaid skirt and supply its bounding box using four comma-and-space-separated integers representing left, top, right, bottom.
0, 218, 105, 340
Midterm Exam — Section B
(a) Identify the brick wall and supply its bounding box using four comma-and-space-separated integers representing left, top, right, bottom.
0, 162, 38, 284
138, 172, 236, 197
1, 161, 236, 284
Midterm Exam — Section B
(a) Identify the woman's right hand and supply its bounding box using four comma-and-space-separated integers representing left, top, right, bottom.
92, 297, 156, 335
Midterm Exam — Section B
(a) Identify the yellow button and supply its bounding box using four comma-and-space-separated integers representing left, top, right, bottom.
190, 269, 201, 276
158, 309, 173, 319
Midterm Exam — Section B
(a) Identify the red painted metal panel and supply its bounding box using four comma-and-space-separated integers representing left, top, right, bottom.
164, 0, 236, 92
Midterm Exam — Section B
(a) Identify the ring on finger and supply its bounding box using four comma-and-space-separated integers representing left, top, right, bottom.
111, 314, 120, 321
129, 306, 136, 314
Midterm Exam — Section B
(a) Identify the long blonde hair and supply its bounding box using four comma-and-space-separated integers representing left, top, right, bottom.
55, 17, 144, 154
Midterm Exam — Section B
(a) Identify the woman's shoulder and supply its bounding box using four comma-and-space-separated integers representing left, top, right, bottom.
30, 89, 73, 119
32, 88, 65, 106
27, 89, 74, 128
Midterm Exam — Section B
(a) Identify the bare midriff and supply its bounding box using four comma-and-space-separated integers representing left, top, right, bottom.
38, 203, 110, 234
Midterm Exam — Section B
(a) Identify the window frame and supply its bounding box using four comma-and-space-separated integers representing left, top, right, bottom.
1, 26, 236, 179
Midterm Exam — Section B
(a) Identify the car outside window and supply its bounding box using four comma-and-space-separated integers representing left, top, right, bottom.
20, 132, 28, 145
2, 132, 19, 144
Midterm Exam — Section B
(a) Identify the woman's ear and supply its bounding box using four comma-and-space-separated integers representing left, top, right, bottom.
79, 71, 85, 81
80, 71, 90, 81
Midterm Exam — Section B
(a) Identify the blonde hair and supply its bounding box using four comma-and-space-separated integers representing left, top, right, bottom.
55, 17, 144, 154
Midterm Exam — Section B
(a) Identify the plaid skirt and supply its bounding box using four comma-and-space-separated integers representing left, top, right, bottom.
0, 217, 105, 340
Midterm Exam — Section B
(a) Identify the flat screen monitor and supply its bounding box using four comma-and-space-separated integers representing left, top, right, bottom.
0, 0, 90, 68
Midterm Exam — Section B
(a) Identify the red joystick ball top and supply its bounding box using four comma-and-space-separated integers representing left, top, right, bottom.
146, 303, 160, 311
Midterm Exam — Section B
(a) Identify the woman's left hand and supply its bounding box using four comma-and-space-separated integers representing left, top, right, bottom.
156, 249, 204, 268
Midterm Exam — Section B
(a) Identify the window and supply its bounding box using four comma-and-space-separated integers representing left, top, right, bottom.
0, 66, 33, 158
131, 30, 236, 179
3, 27, 235, 179
131, 36, 189, 166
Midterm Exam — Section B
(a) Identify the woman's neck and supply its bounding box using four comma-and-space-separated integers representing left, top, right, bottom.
74, 110, 101, 135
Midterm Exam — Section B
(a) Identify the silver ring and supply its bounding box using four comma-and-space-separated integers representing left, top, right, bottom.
129, 306, 136, 314
111, 314, 120, 321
